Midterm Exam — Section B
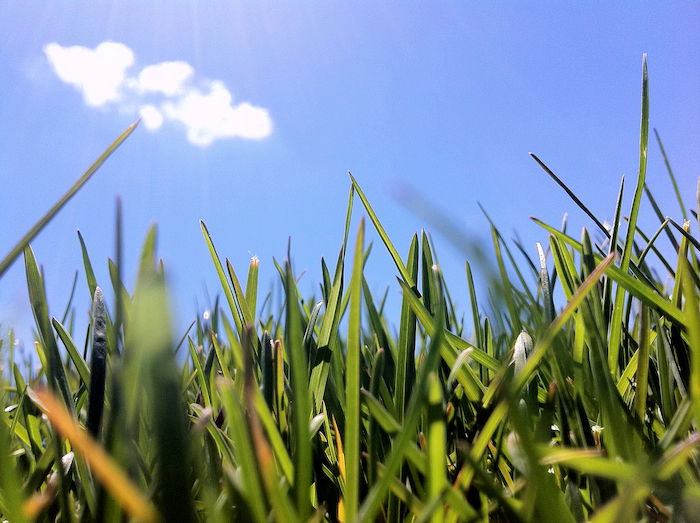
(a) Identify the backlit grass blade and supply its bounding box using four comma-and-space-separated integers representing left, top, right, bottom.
608, 54, 649, 372
0, 404, 27, 523
31, 388, 161, 523
252, 390, 295, 483
514, 253, 616, 392
78, 230, 98, 300
284, 261, 312, 519
668, 217, 700, 253
344, 219, 364, 522
218, 380, 268, 523
246, 256, 260, 321
349, 172, 415, 289
310, 185, 353, 412
24, 246, 74, 414
128, 275, 196, 522
539, 448, 635, 482
187, 338, 211, 409
52, 317, 90, 387
359, 266, 447, 522
537, 242, 554, 324
681, 255, 700, 426
200, 221, 243, 335
0, 120, 139, 278
490, 226, 521, 332
426, 372, 447, 523
465, 261, 483, 349
136, 224, 158, 285
533, 218, 686, 326
226, 258, 255, 327
394, 234, 419, 422
632, 305, 650, 422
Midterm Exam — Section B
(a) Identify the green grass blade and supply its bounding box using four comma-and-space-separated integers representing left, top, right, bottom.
394, 234, 419, 422
310, 186, 354, 412
219, 380, 269, 523
344, 219, 364, 522
200, 221, 243, 336
86, 287, 107, 438
52, 317, 90, 387
533, 218, 686, 326
226, 258, 255, 327
284, 261, 312, 519
349, 172, 415, 288
78, 230, 98, 300
0, 409, 28, 523
514, 253, 616, 392
359, 267, 447, 522
465, 261, 483, 349
0, 121, 139, 278
24, 246, 74, 414
529, 152, 609, 236
608, 54, 649, 372
681, 255, 700, 426
245, 256, 259, 322
654, 128, 687, 220
426, 372, 446, 523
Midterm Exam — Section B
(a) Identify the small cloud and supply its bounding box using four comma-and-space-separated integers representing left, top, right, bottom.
44, 42, 134, 107
139, 104, 164, 130
134, 61, 194, 96
163, 81, 272, 146
44, 42, 272, 146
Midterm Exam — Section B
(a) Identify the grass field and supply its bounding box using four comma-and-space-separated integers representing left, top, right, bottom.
2, 55, 700, 522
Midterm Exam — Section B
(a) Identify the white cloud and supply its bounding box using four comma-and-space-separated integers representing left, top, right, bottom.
44, 42, 134, 107
163, 81, 272, 146
139, 104, 164, 130
134, 61, 193, 96
44, 42, 272, 146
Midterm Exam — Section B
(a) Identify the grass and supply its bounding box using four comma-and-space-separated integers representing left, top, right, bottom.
2, 55, 700, 522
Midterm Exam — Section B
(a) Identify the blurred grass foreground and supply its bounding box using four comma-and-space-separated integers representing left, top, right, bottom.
3, 56, 700, 522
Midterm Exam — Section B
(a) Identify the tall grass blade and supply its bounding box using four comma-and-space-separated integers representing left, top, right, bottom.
86, 287, 107, 438
608, 54, 649, 372
0, 121, 139, 278
344, 219, 364, 522
31, 388, 161, 523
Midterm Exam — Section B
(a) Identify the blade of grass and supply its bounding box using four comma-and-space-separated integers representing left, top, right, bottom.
349, 173, 415, 289
654, 128, 687, 220
608, 54, 649, 372
284, 261, 312, 519
344, 219, 364, 522
426, 372, 447, 523
86, 287, 107, 438
0, 121, 139, 278
24, 246, 74, 414
200, 221, 243, 336
533, 219, 685, 326
31, 388, 161, 523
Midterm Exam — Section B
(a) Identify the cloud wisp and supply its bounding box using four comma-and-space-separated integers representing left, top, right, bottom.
44, 41, 272, 146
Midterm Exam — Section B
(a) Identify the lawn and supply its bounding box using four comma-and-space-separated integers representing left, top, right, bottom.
2, 55, 699, 522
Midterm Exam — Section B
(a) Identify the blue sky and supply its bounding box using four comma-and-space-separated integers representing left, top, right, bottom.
1, 2, 699, 350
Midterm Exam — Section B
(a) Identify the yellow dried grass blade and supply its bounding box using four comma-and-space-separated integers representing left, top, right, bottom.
30, 388, 161, 523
